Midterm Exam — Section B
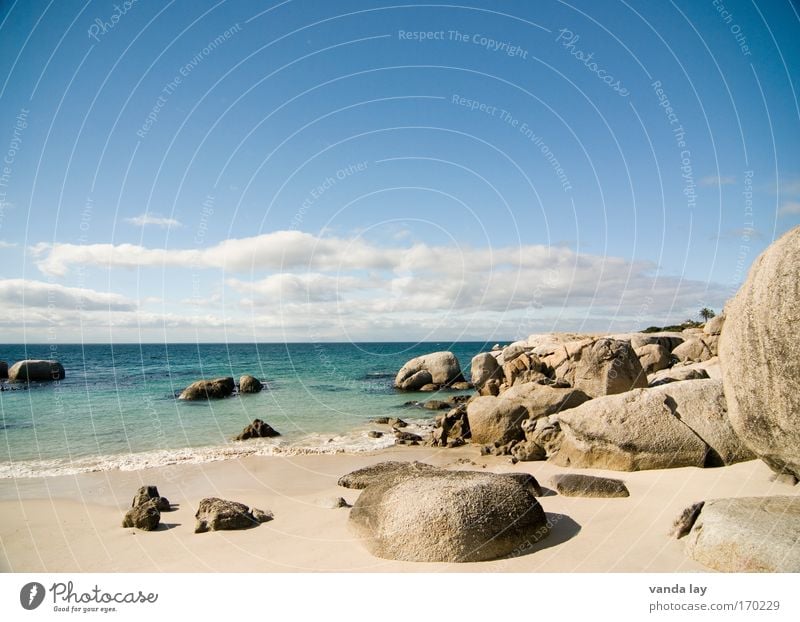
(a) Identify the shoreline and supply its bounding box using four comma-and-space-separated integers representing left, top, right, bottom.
1, 446, 795, 572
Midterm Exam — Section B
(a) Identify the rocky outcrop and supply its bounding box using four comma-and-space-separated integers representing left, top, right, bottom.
703, 313, 725, 336
635, 343, 671, 375
238, 375, 263, 393
233, 419, 280, 441
572, 338, 648, 397
8, 360, 65, 382
430, 406, 470, 447
682, 496, 800, 572
672, 338, 714, 363
550, 473, 629, 498
394, 351, 463, 391
194, 497, 273, 533
719, 226, 800, 479
349, 469, 549, 562
131, 485, 171, 512
517, 415, 562, 461
470, 353, 502, 389
337, 461, 439, 489
178, 377, 235, 400
122, 499, 160, 531
553, 379, 751, 471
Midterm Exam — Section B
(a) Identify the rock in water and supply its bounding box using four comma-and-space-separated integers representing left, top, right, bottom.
131, 485, 171, 511
337, 461, 439, 489
719, 226, 800, 479
194, 497, 272, 533
550, 473, 629, 498
122, 499, 161, 531
234, 419, 280, 440
238, 375, 263, 393
349, 469, 549, 562
683, 496, 800, 572
7, 360, 65, 382
179, 377, 235, 400
394, 351, 463, 390
572, 338, 648, 397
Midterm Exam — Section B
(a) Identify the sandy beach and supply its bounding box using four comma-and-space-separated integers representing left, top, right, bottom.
1, 447, 794, 573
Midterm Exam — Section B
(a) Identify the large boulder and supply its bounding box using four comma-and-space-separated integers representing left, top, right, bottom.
719, 226, 800, 478
179, 377, 235, 400
683, 496, 800, 572
7, 360, 65, 382
672, 338, 714, 363
238, 375, 263, 393
703, 313, 725, 336
634, 343, 671, 375
337, 461, 439, 489
233, 419, 280, 441
572, 338, 648, 397
194, 497, 273, 533
349, 469, 549, 562
394, 351, 463, 390
550, 473, 630, 498
553, 379, 751, 471
122, 499, 160, 531
131, 485, 171, 512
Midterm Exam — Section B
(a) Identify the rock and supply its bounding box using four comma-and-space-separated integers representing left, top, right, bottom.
430, 406, 470, 447
628, 332, 685, 352
422, 400, 449, 410
449, 381, 472, 390
233, 418, 280, 441
648, 365, 710, 387
703, 313, 725, 336
502, 472, 543, 496
337, 461, 439, 489
238, 374, 263, 393
0, 361, 7, 379
131, 485, 170, 512
368, 430, 383, 438
501, 340, 530, 363
635, 343, 671, 375
394, 351, 463, 390
349, 469, 549, 562
719, 227, 800, 479
178, 377, 235, 400
502, 352, 545, 387
669, 501, 705, 539
370, 417, 390, 424
770, 472, 799, 486
194, 497, 271, 533
550, 473, 629, 498
511, 440, 546, 462
554, 380, 745, 471
672, 338, 714, 363
683, 496, 800, 571
478, 378, 501, 396
7, 360, 65, 382
520, 415, 562, 459
122, 499, 160, 531
572, 338, 647, 397
394, 430, 422, 442
388, 417, 407, 428
318, 496, 351, 509
419, 383, 438, 392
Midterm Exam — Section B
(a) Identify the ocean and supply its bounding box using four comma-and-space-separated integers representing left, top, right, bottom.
0, 342, 492, 478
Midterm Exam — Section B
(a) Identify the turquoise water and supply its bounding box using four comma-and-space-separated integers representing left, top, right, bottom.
0, 342, 490, 477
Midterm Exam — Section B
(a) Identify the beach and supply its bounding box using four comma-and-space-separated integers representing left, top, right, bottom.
1, 446, 793, 573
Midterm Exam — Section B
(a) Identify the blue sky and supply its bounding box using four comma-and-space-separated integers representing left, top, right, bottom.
0, 0, 798, 342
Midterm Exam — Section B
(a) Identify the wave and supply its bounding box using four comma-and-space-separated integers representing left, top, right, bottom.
0, 420, 435, 479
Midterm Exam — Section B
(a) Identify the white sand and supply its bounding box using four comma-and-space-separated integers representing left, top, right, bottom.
1, 446, 796, 572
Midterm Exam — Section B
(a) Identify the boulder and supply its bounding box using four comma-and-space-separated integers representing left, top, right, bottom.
572, 338, 648, 397
554, 383, 710, 471
7, 360, 65, 382
394, 351, 463, 390
337, 461, 439, 489
683, 496, 800, 572
511, 440, 546, 462
551, 473, 630, 498
430, 406, 470, 447
672, 338, 714, 363
703, 313, 725, 336
520, 415, 562, 460
634, 343, 671, 375
122, 499, 160, 531
450, 381, 472, 390
0, 361, 7, 379
648, 364, 710, 387
194, 497, 272, 533
238, 375, 263, 393
394, 430, 422, 442
628, 332, 685, 352
502, 352, 547, 387
234, 419, 280, 441
419, 383, 438, 392
179, 377, 235, 400
368, 430, 383, 438
349, 469, 549, 562
470, 352, 503, 389
131, 485, 171, 512
719, 226, 800, 479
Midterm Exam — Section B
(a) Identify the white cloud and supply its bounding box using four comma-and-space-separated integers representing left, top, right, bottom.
125, 214, 182, 228
0, 279, 136, 312
778, 201, 800, 216
700, 175, 736, 186
0, 240, 17, 248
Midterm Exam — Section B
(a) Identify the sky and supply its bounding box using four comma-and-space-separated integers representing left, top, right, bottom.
0, 0, 798, 343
